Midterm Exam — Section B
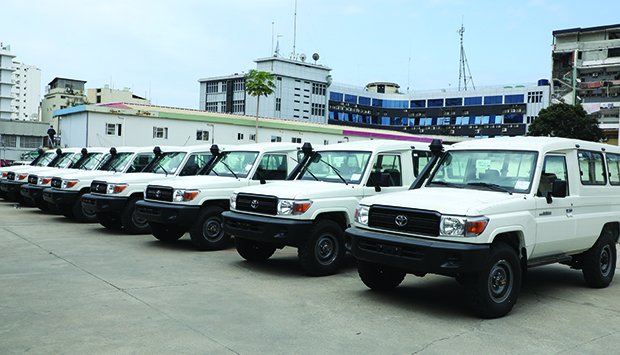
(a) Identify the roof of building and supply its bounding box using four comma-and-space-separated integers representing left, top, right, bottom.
53, 103, 466, 143
553, 23, 620, 36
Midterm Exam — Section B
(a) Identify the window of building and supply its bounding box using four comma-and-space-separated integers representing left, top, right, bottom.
345, 94, 357, 104
359, 96, 371, 106
323, 140, 329, 145
410, 99, 426, 108
527, 91, 543, 103
445, 98, 463, 106
237, 133, 244, 140
221, 81, 227, 92
206, 82, 218, 93
608, 47, 620, 58
464, 96, 482, 106
153, 127, 168, 139
427, 98, 444, 107
270, 136, 282, 142
20, 136, 42, 148
578, 150, 606, 185
291, 137, 301, 143
249, 134, 256, 141
275, 98, 281, 111
312, 83, 326, 95
484, 96, 503, 105
233, 100, 244, 113
330, 92, 344, 101
196, 130, 209, 141
106, 123, 122, 136
311, 103, 325, 116
505, 94, 525, 104
233, 79, 244, 91
0, 134, 17, 147
205, 102, 218, 111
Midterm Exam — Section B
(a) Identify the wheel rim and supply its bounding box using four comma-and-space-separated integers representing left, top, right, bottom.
315, 233, 338, 266
487, 259, 513, 304
202, 217, 223, 242
131, 210, 149, 228
600, 245, 612, 277
83, 206, 96, 218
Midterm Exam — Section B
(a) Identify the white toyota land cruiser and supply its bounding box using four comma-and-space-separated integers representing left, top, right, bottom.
223, 140, 434, 276
347, 136, 619, 318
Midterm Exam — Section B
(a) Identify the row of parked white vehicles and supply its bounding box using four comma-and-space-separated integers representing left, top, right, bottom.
1, 137, 618, 318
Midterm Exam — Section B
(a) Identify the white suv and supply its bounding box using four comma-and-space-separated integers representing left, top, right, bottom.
347, 137, 619, 318
223, 140, 433, 276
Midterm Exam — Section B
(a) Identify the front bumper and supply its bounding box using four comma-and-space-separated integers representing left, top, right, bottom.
222, 211, 314, 247
21, 184, 46, 202
43, 188, 80, 207
135, 200, 200, 226
81, 193, 128, 216
347, 227, 490, 277
1, 180, 27, 201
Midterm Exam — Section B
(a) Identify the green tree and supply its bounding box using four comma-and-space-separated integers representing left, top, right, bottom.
244, 69, 276, 141
527, 103, 604, 142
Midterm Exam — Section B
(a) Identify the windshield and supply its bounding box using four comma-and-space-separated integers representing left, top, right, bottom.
298, 151, 372, 184
147, 152, 187, 175
35, 153, 55, 166
75, 153, 106, 170
55, 153, 82, 168
100, 153, 133, 172
207, 151, 259, 178
428, 150, 538, 193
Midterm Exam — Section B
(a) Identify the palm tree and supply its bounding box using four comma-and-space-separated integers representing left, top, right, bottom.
244, 69, 276, 141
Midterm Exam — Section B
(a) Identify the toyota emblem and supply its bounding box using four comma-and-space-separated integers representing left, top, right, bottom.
155, 190, 161, 198
395, 215, 408, 227
250, 200, 259, 209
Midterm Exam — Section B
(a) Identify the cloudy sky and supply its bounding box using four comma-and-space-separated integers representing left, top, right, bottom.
4, 0, 620, 108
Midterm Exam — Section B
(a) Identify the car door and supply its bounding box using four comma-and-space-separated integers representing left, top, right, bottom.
533, 154, 576, 257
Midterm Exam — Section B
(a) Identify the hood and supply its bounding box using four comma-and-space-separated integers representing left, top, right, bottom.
24, 167, 80, 178
103, 172, 169, 184
53, 169, 123, 180
360, 187, 525, 216
148, 175, 240, 189
235, 180, 359, 200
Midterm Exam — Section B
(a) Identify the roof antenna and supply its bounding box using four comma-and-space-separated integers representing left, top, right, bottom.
292, 0, 297, 58
458, 19, 476, 91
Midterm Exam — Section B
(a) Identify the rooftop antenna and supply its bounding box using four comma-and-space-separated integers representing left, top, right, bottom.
293, 0, 297, 58
407, 56, 411, 93
271, 21, 275, 55
458, 21, 476, 91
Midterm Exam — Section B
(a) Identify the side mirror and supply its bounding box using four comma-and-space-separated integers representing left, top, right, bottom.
551, 180, 567, 198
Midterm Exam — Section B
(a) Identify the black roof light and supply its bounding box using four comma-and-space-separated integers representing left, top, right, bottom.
210, 144, 221, 156
153, 146, 162, 156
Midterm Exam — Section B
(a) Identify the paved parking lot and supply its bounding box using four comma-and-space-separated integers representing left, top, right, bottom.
1, 200, 619, 354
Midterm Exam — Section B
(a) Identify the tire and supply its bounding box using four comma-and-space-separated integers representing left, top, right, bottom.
464, 243, 521, 319
582, 227, 617, 288
72, 194, 98, 223
298, 220, 345, 276
150, 222, 185, 242
120, 198, 150, 234
189, 206, 230, 251
358, 260, 406, 291
98, 213, 123, 230
235, 238, 276, 262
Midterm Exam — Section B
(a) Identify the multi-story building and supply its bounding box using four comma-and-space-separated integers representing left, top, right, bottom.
0, 43, 14, 120
86, 86, 150, 105
552, 23, 620, 141
40, 77, 87, 126
12, 61, 41, 121
199, 56, 549, 138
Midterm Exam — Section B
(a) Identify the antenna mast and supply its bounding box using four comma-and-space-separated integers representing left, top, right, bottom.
292, 0, 298, 58
458, 23, 475, 91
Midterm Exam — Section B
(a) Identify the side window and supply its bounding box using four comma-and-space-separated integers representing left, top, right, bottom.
578, 150, 606, 185
366, 154, 402, 187
179, 153, 211, 176
412, 150, 432, 177
538, 155, 568, 197
253, 154, 287, 180
607, 153, 620, 185
127, 153, 155, 173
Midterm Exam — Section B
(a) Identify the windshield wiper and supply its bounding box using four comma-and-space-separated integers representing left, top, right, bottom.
157, 163, 168, 176
303, 167, 319, 181
466, 182, 513, 194
428, 181, 461, 188
219, 160, 238, 179
320, 158, 347, 185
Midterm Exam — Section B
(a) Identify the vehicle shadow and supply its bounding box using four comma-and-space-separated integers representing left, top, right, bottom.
232, 251, 359, 278
142, 237, 214, 252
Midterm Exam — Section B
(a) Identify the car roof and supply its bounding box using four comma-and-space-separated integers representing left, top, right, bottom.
314, 139, 429, 153
224, 142, 300, 153
449, 136, 618, 154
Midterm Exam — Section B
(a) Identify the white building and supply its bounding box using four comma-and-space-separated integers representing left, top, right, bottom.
54, 102, 463, 149
0, 44, 14, 120
86, 86, 150, 105
12, 61, 41, 121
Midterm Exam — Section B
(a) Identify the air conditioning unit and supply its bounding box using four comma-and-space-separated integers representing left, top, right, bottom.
502, 128, 508, 133
449, 129, 455, 134
474, 129, 480, 134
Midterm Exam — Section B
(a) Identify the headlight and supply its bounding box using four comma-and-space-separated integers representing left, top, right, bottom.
354, 205, 370, 225
230, 193, 237, 209
61, 179, 79, 189
439, 216, 489, 237
37, 176, 52, 185
106, 183, 128, 194
277, 199, 312, 215
173, 189, 199, 202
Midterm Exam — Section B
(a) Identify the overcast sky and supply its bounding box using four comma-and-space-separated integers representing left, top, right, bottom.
4, 0, 620, 109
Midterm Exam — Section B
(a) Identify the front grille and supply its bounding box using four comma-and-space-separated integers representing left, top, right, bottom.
51, 178, 62, 188
7, 172, 15, 181
368, 205, 440, 236
91, 180, 107, 194
236, 193, 278, 215
145, 185, 173, 202
28, 175, 38, 184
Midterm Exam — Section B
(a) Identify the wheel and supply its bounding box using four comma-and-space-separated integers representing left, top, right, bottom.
464, 243, 521, 318
98, 213, 123, 230
189, 206, 230, 251
72, 194, 98, 223
235, 238, 276, 262
121, 198, 151, 234
358, 260, 406, 291
298, 220, 345, 276
582, 228, 617, 288
150, 222, 185, 242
